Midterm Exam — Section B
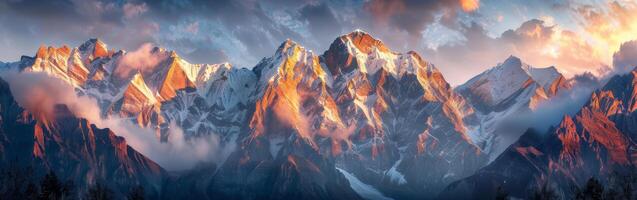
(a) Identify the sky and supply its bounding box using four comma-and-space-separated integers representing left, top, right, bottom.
1, 0, 637, 85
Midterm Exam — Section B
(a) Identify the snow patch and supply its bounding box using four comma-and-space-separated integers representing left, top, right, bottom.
385, 158, 407, 185
337, 167, 393, 200
269, 137, 284, 158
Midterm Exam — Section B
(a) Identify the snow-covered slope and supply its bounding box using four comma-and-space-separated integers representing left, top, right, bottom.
0, 77, 166, 198
337, 167, 393, 200
441, 68, 637, 199
179, 31, 486, 198
320, 31, 486, 197
14, 39, 256, 148
2, 32, 570, 199
457, 56, 571, 160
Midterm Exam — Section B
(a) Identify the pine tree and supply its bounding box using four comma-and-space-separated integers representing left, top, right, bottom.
127, 185, 145, 200
85, 183, 113, 200
531, 182, 559, 200
25, 182, 39, 200
619, 171, 636, 200
0, 164, 36, 199
39, 171, 62, 200
576, 178, 604, 200
495, 185, 508, 200
606, 170, 637, 200
61, 180, 75, 199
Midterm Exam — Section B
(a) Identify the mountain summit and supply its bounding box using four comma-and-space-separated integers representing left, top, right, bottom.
0, 30, 587, 199
441, 67, 637, 199
457, 55, 571, 159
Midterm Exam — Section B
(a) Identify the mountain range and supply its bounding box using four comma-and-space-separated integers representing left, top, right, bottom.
0, 30, 633, 199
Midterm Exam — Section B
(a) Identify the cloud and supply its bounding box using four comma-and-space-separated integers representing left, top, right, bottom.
426, 19, 609, 85
163, 121, 236, 170
0, 0, 481, 73
184, 21, 199, 34
115, 43, 169, 78
123, 2, 148, 19
460, 0, 480, 12
491, 73, 602, 154
0, 0, 157, 62
184, 47, 229, 64
299, 3, 342, 48
569, 72, 602, 88
1, 0, 632, 88
523, 75, 602, 132
612, 40, 637, 74
1, 71, 101, 122
144, 0, 307, 67
575, 1, 637, 62
361, 0, 474, 46
1, 71, 233, 171
0, 0, 482, 70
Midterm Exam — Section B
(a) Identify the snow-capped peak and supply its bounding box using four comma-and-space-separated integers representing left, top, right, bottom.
255, 39, 323, 85
78, 38, 106, 52
500, 55, 522, 67
457, 55, 571, 158
324, 29, 447, 80
342, 30, 390, 54
499, 56, 562, 87
524, 66, 561, 90
78, 38, 109, 63
458, 55, 566, 107
277, 39, 306, 57
499, 56, 562, 85
129, 72, 157, 105
352, 28, 367, 34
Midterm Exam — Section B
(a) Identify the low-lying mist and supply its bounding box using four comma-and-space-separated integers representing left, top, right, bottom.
520, 73, 603, 133
1, 71, 234, 171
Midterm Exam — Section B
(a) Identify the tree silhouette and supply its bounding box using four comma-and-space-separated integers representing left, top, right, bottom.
0, 165, 37, 200
495, 185, 508, 200
605, 170, 637, 200
576, 178, 604, 200
127, 185, 145, 200
39, 171, 63, 200
85, 183, 113, 200
25, 182, 39, 200
531, 182, 559, 200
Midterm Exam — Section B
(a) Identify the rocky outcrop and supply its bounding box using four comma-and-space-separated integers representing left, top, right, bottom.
440, 68, 637, 199
2, 31, 579, 199
0, 78, 165, 198
456, 56, 571, 159
172, 31, 488, 199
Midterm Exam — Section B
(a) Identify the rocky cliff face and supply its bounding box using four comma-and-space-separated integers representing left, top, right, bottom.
456, 56, 571, 159
0, 78, 165, 198
15, 39, 257, 148
440, 68, 637, 199
0, 31, 579, 199
157, 31, 489, 199
320, 31, 485, 198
